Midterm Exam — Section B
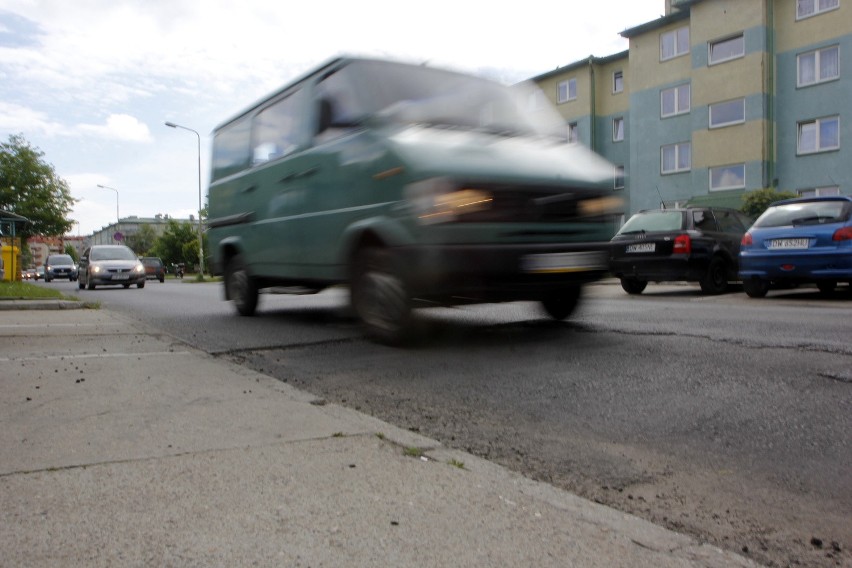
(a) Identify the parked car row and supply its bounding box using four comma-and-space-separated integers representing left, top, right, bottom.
25, 247, 168, 290
609, 196, 852, 297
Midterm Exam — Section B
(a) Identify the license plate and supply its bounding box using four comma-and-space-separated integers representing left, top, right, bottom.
521, 251, 607, 274
769, 238, 809, 250
112, 273, 130, 281
626, 243, 655, 253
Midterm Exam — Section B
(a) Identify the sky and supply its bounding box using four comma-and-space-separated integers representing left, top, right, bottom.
0, 0, 665, 236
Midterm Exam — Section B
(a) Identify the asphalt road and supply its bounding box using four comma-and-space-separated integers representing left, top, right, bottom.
38, 277, 852, 567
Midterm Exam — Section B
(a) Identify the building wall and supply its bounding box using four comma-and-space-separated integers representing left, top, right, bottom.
533, 0, 850, 215
774, 0, 851, 194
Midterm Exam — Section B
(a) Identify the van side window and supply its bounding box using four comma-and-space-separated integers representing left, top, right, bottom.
211, 117, 252, 181
252, 89, 305, 165
315, 66, 364, 139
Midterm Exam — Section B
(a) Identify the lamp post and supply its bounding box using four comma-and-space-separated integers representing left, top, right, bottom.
165, 121, 204, 277
97, 184, 120, 242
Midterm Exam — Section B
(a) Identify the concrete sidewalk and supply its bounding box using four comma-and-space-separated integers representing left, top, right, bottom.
0, 306, 755, 567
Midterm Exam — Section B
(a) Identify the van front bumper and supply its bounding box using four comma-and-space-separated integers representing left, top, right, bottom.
396, 242, 610, 301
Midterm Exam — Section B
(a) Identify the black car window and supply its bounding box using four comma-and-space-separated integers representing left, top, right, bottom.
48, 254, 73, 264
617, 210, 685, 234
692, 210, 718, 232
714, 210, 745, 233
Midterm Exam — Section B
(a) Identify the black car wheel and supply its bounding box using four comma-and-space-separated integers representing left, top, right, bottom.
540, 286, 582, 320
620, 278, 648, 295
699, 256, 729, 295
225, 253, 258, 316
351, 247, 411, 345
743, 278, 769, 298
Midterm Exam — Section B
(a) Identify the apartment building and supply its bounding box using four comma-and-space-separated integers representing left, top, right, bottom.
531, 0, 850, 215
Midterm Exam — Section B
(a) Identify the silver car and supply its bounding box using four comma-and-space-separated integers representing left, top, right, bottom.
78, 245, 146, 290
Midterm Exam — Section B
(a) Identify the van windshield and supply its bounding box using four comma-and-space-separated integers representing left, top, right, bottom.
320, 60, 565, 140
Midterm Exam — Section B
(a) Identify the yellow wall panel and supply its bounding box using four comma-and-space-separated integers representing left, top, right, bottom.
693, 120, 765, 167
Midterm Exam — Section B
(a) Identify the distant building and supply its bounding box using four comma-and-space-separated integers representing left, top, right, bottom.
530, 0, 850, 216
88, 214, 199, 247
24, 215, 200, 265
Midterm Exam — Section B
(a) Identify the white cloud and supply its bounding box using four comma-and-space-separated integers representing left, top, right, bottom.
0, 101, 68, 136
77, 113, 152, 142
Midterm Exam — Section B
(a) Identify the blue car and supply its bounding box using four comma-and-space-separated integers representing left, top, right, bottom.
739, 196, 852, 297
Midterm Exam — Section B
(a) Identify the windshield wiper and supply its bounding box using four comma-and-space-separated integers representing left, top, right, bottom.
791, 216, 827, 226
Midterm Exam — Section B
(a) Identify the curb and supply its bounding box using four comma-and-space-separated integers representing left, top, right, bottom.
0, 299, 86, 310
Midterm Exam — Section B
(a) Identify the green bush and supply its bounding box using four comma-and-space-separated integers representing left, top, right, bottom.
741, 188, 798, 219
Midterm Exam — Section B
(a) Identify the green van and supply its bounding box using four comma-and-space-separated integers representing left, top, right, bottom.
208, 57, 622, 343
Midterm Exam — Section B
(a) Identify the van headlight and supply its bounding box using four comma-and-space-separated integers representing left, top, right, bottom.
578, 195, 624, 217
405, 178, 492, 225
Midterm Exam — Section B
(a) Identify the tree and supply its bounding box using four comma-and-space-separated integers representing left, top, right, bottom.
150, 219, 197, 268
0, 134, 75, 239
125, 224, 158, 256
63, 243, 79, 263
741, 188, 798, 219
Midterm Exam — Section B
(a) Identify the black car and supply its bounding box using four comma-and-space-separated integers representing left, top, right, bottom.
609, 207, 752, 295
140, 257, 166, 282
44, 254, 78, 282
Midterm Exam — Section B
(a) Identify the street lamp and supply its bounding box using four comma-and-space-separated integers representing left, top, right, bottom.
165, 121, 204, 277
97, 184, 120, 242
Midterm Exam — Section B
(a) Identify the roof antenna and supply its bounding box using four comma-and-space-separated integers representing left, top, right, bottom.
655, 186, 666, 209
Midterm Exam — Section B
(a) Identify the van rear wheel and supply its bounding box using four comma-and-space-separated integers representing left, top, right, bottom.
540, 286, 582, 320
226, 254, 258, 316
351, 247, 411, 345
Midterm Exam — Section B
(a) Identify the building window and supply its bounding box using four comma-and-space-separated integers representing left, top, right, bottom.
661, 26, 690, 61
612, 117, 624, 142
661, 142, 691, 174
709, 35, 745, 65
613, 71, 624, 94
798, 186, 840, 197
568, 122, 579, 143
798, 46, 840, 87
557, 79, 577, 103
709, 98, 745, 128
797, 0, 840, 19
798, 116, 840, 154
710, 164, 746, 190
614, 166, 625, 189
661, 84, 690, 117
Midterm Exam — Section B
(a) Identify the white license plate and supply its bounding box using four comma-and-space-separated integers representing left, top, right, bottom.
769, 238, 809, 250
112, 273, 130, 280
626, 243, 655, 253
521, 251, 607, 274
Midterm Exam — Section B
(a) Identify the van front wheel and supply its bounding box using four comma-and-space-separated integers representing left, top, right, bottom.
226, 254, 258, 316
351, 247, 411, 345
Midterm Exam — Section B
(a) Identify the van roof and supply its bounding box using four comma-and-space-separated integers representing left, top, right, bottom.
212, 56, 348, 133
211, 56, 480, 133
